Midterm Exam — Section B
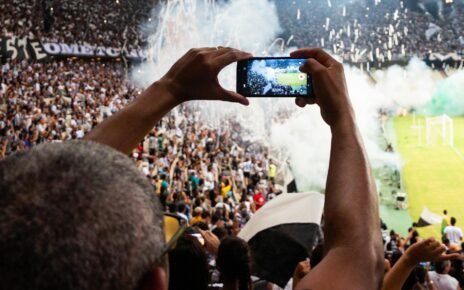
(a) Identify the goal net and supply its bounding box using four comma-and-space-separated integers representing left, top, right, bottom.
425, 115, 454, 146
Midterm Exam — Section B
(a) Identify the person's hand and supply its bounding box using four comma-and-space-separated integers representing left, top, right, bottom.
403, 237, 461, 266
290, 48, 354, 127
406, 227, 416, 238
160, 47, 252, 105
292, 260, 310, 290
199, 229, 220, 255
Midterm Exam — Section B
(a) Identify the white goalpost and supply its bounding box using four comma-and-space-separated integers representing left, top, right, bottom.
425, 114, 454, 146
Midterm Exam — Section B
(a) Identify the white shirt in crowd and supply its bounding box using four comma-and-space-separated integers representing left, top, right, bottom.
75, 130, 85, 139
148, 136, 157, 150
428, 271, 459, 290
243, 160, 252, 173
444, 225, 463, 245
204, 171, 215, 191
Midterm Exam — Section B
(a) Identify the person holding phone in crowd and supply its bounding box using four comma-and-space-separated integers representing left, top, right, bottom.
0, 47, 384, 290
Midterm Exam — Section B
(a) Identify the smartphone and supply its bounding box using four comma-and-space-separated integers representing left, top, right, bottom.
236, 57, 313, 97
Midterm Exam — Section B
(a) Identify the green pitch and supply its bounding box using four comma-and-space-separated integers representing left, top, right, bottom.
393, 116, 464, 239
276, 72, 306, 87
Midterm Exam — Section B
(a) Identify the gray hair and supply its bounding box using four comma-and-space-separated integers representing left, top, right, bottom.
0, 141, 165, 290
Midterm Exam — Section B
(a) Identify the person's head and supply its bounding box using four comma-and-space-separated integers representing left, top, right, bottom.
168, 234, 209, 290
194, 222, 209, 231
192, 206, 203, 217
435, 260, 452, 274
443, 237, 450, 246
201, 211, 211, 224
176, 202, 186, 214
0, 141, 167, 290
217, 237, 252, 290
212, 227, 229, 241
444, 209, 448, 215
390, 250, 403, 267
451, 217, 457, 226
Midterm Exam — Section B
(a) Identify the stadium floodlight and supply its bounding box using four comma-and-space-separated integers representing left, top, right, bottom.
425, 114, 454, 146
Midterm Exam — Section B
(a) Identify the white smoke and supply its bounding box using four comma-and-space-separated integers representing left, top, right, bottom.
270, 109, 331, 191
270, 64, 403, 191
133, 0, 284, 139
134, 0, 456, 192
133, 0, 281, 88
251, 60, 276, 81
372, 57, 435, 109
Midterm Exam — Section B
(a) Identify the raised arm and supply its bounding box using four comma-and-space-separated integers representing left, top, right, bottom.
382, 238, 460, 290
85, 47, 252, 154
291, 48, 384, 290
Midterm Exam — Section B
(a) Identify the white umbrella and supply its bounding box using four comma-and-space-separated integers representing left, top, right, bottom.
239, 192, 324, 287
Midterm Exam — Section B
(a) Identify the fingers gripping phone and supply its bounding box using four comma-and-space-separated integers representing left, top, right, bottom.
236, 57, 313, 97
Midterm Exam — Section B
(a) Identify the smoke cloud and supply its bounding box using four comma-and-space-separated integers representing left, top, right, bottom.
134, 0, 461, 192
427, 70, 464, 116
133, 0, 281, 88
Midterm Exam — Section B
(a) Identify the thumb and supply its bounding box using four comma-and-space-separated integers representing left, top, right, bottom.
295, 96, 316, 108
220, 89, 250, 106
295, 97, 307, 108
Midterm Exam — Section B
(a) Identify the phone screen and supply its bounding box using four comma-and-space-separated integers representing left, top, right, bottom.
236, 58, 312, 97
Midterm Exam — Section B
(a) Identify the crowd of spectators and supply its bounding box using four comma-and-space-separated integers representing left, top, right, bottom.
0, 58, 138, 156
2, 1, 464, 289
0, 56, 287, 289
276, 0, 464, 62
1, 0, 463, 61
0, 0, 155, 50
3, 55, 464, 290
382, 216, 464, 290
131, 100, 281, 220
0, 55, 281, 234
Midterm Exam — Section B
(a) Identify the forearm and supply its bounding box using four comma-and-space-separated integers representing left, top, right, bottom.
382, 252, 426, 290
85, 81, 180, 154
324, 115, 382, 265
324, 116, 380, 247
382, 256, 416, 290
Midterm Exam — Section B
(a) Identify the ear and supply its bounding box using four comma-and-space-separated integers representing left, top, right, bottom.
140, 266, 168, 290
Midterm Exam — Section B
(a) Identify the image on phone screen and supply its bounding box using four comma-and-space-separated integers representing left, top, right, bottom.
237, 58, 312, 97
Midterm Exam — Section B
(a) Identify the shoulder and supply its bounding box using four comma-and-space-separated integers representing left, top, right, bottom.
428, 271, 438, 278
446, 274, 459, 286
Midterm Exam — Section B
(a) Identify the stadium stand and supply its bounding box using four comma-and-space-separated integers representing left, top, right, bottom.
1, 0, 464, 289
